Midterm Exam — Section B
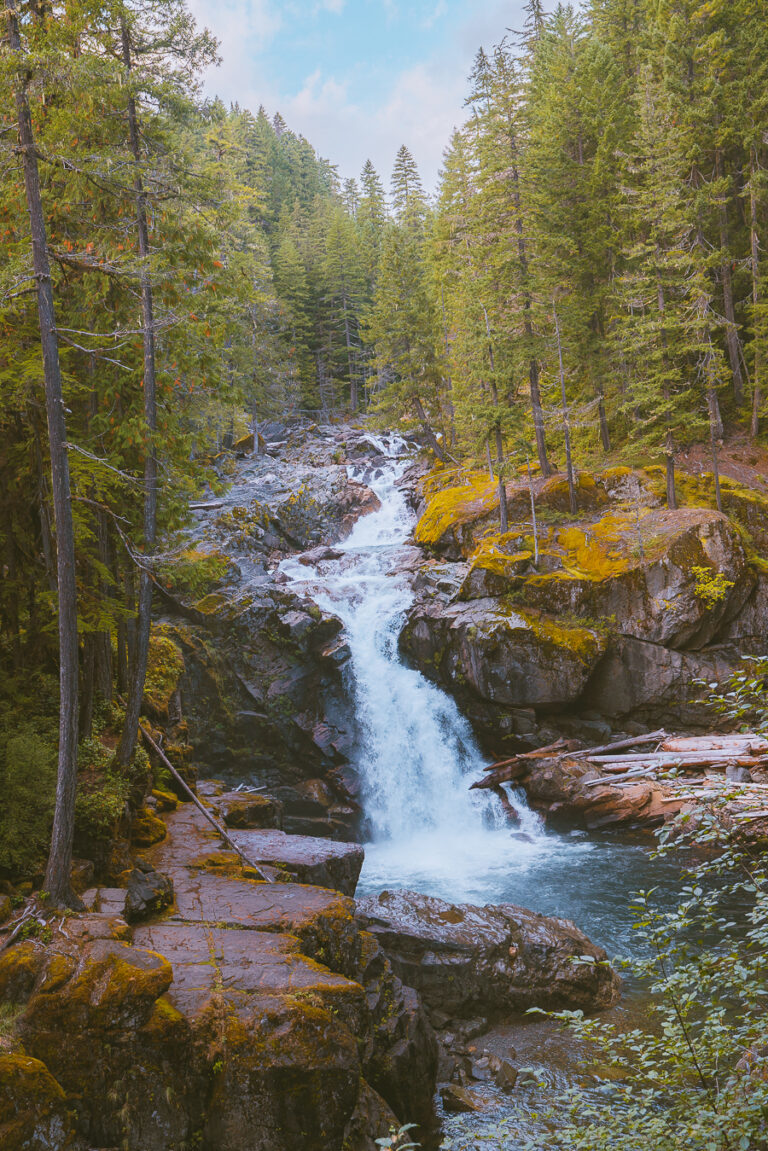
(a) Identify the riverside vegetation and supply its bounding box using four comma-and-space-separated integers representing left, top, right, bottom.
3, 0, 768, 1149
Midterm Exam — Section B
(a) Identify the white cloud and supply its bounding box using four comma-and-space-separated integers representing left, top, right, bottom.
184, 0, 529, 191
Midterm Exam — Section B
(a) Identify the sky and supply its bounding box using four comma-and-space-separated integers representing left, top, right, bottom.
186, 0, 529, 193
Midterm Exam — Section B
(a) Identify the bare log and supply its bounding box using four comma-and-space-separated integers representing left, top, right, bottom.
570, 730, 667, 759
138, 723, 274, 883
661, 735, 768, 753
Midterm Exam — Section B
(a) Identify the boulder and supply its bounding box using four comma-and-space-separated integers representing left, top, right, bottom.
123, 863, 174, 922
509, 509, 753, 651
229, 829, 364, 896
215, 791, 284, 830
0, 1053, 75, 1151
400, 599, 606, 710
356, 890, 620, 1019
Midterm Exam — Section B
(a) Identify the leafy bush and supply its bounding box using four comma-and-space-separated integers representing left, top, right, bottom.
504, 813, 768, 1151
156, 547, 230, 599
695, 656, 768, 732
0, 716, 57, 878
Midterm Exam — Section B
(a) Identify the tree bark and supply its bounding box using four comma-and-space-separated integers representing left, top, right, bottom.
750, 148, 762, 439
412, 396, 447, 461
509, 155, 551, 477
716, 151, 744, 404
553, 302, 577, 515
117, 16, 159, 767
6, 0, 80, 907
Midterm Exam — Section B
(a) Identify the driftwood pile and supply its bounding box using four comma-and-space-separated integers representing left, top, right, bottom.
472, 731, 768, 825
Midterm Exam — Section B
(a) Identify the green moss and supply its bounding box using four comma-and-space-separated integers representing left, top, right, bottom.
143, 629, 185, 719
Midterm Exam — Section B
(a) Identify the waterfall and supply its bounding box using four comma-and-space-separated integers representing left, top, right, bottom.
280, 434, 549, 902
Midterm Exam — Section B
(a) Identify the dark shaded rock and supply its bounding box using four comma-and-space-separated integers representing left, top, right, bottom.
123, 867, 174, 922
583, 635, 736, 722
356, 889, 620, 1018
229, 829, 364, 896
215, 791, 284, 830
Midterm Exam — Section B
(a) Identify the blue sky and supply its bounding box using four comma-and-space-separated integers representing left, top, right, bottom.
187, 0, 528, 192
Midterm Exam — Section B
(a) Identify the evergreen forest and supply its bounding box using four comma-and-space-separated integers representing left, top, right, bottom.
4, 1, 768, 1148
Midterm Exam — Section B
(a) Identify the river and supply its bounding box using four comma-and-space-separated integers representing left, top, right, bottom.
279, 434, 682, 1147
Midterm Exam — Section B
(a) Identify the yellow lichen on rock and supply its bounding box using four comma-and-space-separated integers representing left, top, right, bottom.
515, 608, 606, 664
415, 474, 497, 547
0, 1052, 74, 1151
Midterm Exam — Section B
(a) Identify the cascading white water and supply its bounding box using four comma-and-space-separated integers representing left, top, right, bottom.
279, 434, 568, 902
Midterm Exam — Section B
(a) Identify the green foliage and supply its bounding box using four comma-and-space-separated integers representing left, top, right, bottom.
0, 700, 58, 879
376, 1125, 419, 1150
695, 656, 768, 732
156, 549, 230, 599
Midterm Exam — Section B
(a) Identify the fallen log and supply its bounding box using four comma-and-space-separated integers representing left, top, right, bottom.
472, 762, 528, 789
571, 730, 667, 759
190, 501, 225, 511
588, 751, 768, 768
662, 735, 768, 753
138, 722, 274, 884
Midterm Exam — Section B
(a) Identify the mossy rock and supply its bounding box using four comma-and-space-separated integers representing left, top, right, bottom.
151, 788, 179, 813
415, 473, 498, 553
131, 806, 167, 847
143, 629, 185, 721
538, 472, 609, 514
0, 1053, 75, 1151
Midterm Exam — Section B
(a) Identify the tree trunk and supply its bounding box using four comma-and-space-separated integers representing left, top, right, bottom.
342, 292, 357, 412
716, 151, 744, 404
117, 17, 159, 768
750, 148, 762, 439
665, 428, 677, 511
508, 144, 551, 477
412, 396, 447, 461
6, 0, 80, 907
553, 302, 577, 515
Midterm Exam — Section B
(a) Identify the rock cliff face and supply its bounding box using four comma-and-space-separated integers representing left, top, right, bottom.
401, 464, 768, 743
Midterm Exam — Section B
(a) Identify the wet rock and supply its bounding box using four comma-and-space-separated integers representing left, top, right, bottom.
489, 1054, 518, 1090
215, 791, 284, 830
123, 865, 174, 922
229, 829, 364, 896
0, 800, 438, 1151
439, 1084, 486, 1113
299, 545, 345, 565
356, 889, 620, 1018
